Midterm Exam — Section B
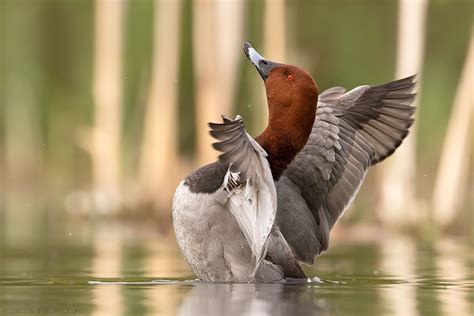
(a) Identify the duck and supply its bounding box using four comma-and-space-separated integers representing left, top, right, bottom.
172, 42, 416, 282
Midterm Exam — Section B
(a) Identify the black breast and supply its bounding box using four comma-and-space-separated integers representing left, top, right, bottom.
184, 162, 229, 194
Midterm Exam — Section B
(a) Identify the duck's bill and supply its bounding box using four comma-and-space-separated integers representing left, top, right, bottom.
243, 42, 279, 80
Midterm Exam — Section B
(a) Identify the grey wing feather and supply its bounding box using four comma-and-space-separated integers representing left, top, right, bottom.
209, 115, 267, 183
277, 75, 417, 265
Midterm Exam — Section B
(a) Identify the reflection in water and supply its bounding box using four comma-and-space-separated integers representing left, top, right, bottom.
143, 240, 190, 315
145, 285, 180, 316
92, 226, 124, 316
380, 234, 418, 316
177, 282, 328, 316
436, 239, 470, 316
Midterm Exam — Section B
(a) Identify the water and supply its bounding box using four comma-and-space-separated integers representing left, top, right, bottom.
0, 222, 472, 316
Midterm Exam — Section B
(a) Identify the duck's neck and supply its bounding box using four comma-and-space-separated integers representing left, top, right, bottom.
256, 103, 316, 181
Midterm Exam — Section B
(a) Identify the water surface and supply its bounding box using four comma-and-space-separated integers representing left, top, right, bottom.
0, 222, 472, 315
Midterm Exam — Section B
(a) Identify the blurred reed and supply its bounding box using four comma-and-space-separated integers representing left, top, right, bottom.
432, 34, 473, 227
377, 0, 428, 227
90, 0, 124, 213
139, 0, 182, 218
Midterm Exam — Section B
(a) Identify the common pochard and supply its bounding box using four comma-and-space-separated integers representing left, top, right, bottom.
172, 42, 416, 282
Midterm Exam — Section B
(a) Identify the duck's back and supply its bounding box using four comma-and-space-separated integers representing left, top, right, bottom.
182, 162, 229, 194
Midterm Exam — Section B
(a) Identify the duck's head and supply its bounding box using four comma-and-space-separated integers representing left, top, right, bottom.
243, 42, 318, 125
243, 42, 319, 180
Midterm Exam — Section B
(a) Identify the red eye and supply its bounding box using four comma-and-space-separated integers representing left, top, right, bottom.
287, 75, 293, 81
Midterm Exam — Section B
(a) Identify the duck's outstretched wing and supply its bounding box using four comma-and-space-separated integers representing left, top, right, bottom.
209, 115, 277, 272
210, 115, 267, 184
277, 75, 416, 264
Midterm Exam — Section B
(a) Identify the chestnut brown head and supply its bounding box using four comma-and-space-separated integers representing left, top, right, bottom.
243, 42, 318, 129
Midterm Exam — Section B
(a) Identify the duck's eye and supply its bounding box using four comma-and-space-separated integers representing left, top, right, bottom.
287, 75, 293, 81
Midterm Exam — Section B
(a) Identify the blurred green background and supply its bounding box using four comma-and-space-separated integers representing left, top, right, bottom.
0, 0, 472, 241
